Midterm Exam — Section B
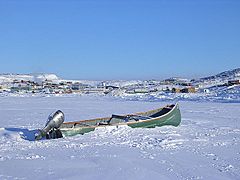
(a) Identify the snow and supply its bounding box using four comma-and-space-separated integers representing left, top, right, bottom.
0, 73, 60, 84
0, 96, 240, 180
110, 84, 240, 103
33, 74, 59, 83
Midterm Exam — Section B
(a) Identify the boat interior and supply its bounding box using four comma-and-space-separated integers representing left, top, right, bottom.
61, 104, 175, 128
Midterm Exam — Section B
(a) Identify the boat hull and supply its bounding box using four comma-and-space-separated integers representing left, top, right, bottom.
60, 103, 181, 137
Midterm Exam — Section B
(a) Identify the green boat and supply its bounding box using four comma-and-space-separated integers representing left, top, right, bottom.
60, 103, 181, 137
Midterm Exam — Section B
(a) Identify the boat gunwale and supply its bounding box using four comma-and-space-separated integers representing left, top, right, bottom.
122, 103, 179, 125
61, 103, 179, 130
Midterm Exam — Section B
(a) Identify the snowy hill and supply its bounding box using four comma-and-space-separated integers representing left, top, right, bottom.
198, 68, 240, 82
32, 73, 60, 83
0, 73, 60, 83
193, 68, 240, 88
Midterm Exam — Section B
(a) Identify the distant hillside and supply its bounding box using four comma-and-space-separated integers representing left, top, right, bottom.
192, 68, 240, 88
1, 68, 239, 87
199, 68, 240, 82
0, 73, 60, 83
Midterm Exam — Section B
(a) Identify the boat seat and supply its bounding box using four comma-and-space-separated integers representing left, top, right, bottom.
108, 114, 128, 124
108, 114, 151, 123
97, 122, 110, 126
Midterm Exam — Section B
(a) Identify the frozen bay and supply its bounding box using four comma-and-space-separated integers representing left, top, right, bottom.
0, 96, 239, 180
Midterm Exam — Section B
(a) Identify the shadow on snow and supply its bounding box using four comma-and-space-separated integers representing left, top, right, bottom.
5, 128, 40, 141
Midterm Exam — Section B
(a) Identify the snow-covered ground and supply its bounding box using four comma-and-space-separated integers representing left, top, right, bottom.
111, 84, 240, 103
0, 96, 239, 180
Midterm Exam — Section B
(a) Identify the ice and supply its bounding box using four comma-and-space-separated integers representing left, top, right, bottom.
0, 96, 240, 179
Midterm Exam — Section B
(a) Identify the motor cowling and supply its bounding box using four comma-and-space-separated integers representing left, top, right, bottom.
44, 110, 65, 132
35, 110, 64, 140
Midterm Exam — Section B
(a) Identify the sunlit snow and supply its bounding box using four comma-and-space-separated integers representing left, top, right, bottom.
0, 95, 239, 179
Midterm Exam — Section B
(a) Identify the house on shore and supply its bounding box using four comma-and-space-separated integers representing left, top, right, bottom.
172, 87, 181, 93
171, 86, 196, 93
228, 80, 240, 86
180, 87, 196, 93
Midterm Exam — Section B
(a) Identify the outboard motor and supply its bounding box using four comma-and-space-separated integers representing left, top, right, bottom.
35, 110, 65, 140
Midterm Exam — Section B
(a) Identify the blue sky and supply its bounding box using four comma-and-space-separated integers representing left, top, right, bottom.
0, 0, 239, 80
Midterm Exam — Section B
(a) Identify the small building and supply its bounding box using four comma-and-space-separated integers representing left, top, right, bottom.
228, 80, 240, 86
164, 78, 176, 85
163, 87, 171, 93
13, 79, 20, 83
134, 88, 149, 93
71, 83, 90, 90
177, 82, 192, 86
172, 87, 181, 93
66, 81, 73, 85
180, 87, 196, 93
149, 88, 158, 93
64, 89, 72, 94
105, 85, 119, 90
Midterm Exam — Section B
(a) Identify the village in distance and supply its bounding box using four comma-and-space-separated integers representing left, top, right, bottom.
0, 68, 240, 98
